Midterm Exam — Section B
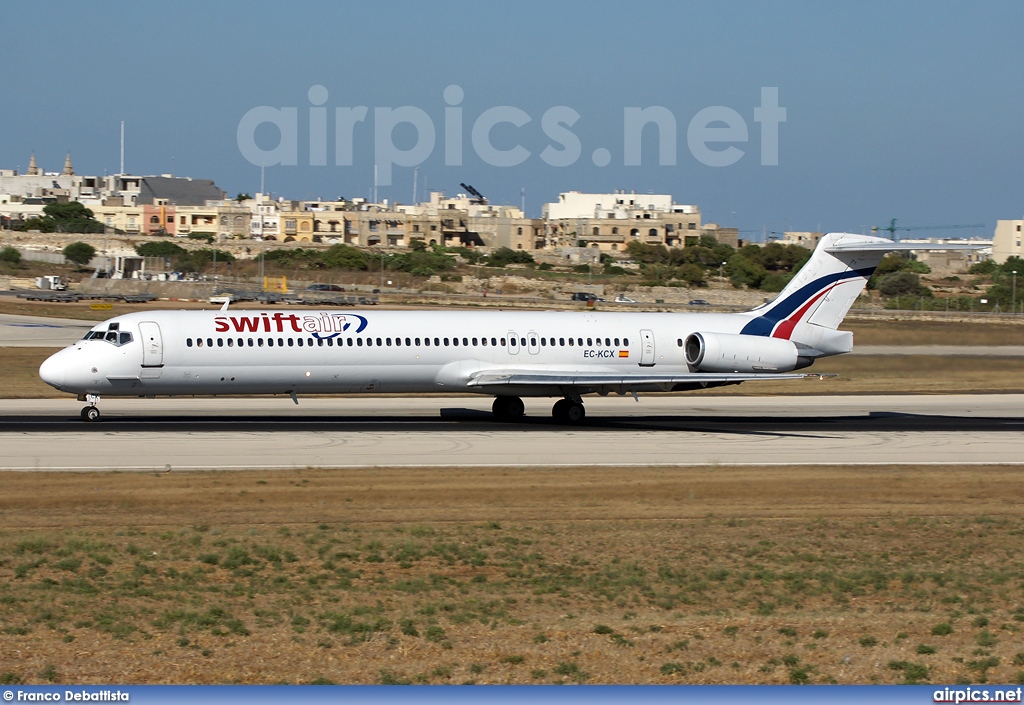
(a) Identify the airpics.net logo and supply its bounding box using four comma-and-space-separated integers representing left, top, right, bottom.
236, 86, 786, 186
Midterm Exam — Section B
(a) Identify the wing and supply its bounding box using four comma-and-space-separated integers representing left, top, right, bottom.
467, 370, 815, 394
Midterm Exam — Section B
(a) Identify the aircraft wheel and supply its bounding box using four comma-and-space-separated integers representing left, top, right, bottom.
564, 401, 585, 424
492, 396, 525, 421
551, 399, 570, 421
82, 406, 100, 422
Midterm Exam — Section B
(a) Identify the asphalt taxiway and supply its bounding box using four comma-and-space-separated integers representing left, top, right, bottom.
1, 394, 1022, 470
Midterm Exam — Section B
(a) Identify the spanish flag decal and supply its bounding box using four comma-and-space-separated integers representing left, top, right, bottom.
618, 350, 629, 358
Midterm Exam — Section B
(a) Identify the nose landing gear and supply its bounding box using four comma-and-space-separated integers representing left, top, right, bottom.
80, 394, 101, 422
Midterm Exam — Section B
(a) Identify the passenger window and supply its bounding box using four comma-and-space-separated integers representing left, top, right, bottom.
559, 338, 565, 346
218, 338, 224, 347
386, 338, 392, 346
462, 337, 468, 346
578, 338, 584, 346
376, 338, 382, 346
357, 338, 363, 346
366, 338, 373, 347
287, 338, 293, 347
500, 338, 506, 346
605, 338, 610, 346
405, 338, 411, 346
530, 338, 537, 346
677, 338, 683, 347
205, 338, 212, 347
587, 338, 593, 346
482, 338, 488, 346
568, 338, 574, 346
197, 338, 204, 347
238, 338, 244, 347
434, 338, 440, 346
268, 338, 274, 347
317, 339, 324, 347
327, 338, 333, 346
472, 337, 478, 346
186, 338, 193, 347
614, 338, 620, 346
415, 337, 421, 346
248, 338, 254, 347
297, 338, 303, 347
347, 338, 353, 346
444, 337, 450, 346
491, 337, 497, 346
623, 338, 629, 346
258, 338, 264, 347
424, 338, 430, 346
227, 338, 233, 347
278, 338, 283, 346
541, 338, 546, 346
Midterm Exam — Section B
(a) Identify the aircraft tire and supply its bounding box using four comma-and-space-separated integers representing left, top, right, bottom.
82, 406, 100, 422
492, 396, 525, 421
564, 401, 585, 424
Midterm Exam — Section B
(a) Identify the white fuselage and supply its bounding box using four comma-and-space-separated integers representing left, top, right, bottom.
39, 308, 758, 398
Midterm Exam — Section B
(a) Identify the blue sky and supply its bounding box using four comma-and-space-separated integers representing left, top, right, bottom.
2, 0, 1021, 236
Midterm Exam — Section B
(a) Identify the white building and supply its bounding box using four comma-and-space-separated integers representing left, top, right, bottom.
542, 190, 697, 220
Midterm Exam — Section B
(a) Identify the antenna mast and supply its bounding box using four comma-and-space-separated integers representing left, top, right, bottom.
119, 121, 124, 174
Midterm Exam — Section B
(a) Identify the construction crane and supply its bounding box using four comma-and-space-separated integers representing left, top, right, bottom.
871, 219, 985, 241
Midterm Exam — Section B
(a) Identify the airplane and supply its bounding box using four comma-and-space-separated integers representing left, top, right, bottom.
38, 233, 973, 423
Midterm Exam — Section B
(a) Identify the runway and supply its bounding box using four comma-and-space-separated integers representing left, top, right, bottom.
2, 394, 1022, 470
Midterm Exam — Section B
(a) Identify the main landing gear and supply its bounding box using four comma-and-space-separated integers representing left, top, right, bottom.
551, 398, 585, 424
80, 394, 101, 422
491, 395, 525, 421
489, 396, 587, 425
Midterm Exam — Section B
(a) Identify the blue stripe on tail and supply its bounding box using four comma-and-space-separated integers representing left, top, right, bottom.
740, 267, 876, 337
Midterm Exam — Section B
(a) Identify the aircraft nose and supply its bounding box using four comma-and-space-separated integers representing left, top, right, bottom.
39, 353, 66, 389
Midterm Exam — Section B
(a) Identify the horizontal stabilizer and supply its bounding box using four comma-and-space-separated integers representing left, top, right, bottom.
824, 241, 986, 253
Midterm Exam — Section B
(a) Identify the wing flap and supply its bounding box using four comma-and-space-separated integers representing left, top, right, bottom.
468, 371, 809, 388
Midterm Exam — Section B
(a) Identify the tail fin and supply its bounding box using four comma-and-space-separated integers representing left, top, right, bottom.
739, 233, 895, 348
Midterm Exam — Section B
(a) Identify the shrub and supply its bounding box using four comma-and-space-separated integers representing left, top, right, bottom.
0, 246, 21, 265
931, 623, 954, 636
660, 662, 685, 676
916, 644, 936, 655
859, 636, 878, 647
593, 624, 614, 634
63, 241, 96, 267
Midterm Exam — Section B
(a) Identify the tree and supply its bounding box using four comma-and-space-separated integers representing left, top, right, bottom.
0, 246, 21, 266
876, 271, 925, 298
63, 241, 96, 267
235, 193, 251, 202
487, 247, 535, 267
136, 241, 187, 258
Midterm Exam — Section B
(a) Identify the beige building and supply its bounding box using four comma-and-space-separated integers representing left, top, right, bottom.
542, 190, 703, 252
993, 220, 1024, 262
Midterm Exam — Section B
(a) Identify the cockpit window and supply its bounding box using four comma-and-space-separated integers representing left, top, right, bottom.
84, 328, 133, 346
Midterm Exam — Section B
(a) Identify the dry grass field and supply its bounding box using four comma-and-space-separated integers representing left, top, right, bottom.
1, 465, 1023, 685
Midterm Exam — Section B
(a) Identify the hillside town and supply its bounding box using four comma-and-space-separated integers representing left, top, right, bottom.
1, 154, 1018, 312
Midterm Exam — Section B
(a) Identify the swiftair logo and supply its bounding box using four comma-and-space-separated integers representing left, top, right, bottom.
213, 313, 368, 334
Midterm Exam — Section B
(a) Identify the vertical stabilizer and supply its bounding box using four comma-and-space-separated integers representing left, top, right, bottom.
739, 233, 894, 344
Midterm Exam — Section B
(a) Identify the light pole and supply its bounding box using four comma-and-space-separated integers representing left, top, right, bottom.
1013, 270, 1018, 315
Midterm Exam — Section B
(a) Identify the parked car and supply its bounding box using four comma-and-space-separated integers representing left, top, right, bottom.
613, 295, 636, 303
688, 299, 711, 306
307, 284, 345, 292
571, 292, 604, 302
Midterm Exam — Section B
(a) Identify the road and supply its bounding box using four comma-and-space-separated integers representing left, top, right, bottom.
1, 394, 1021, 470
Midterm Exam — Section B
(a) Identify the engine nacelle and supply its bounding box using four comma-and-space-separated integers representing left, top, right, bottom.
684, 331, 806, 373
